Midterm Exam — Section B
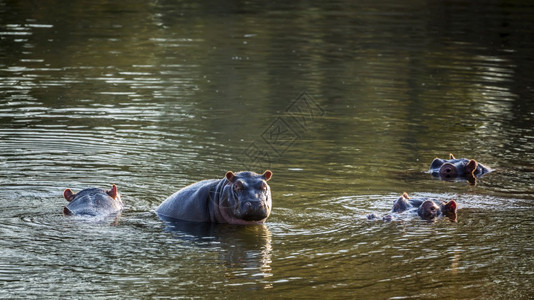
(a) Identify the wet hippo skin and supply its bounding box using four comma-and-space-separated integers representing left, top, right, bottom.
156, 171, 273, 225
429, 153, 491, 184
368, 192, 457, 222
63, 184, 123, 217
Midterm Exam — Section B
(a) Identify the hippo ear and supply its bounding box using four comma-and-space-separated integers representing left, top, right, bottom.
106, 184, 118, 199
465, 159, 478, 175
225, 171, 236, 182
63, 189, 75, 202
445, 200, 457, 212
444, 200, 458, 222
262, 170, 273, 181
402, 192, 410, 199
467, 174, 477, 186
449, 153, 456, 159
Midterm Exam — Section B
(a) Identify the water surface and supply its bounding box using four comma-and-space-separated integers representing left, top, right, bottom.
1, 0, 533, 298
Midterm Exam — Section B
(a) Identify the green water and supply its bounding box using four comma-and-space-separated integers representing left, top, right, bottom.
1, 0, 533, 298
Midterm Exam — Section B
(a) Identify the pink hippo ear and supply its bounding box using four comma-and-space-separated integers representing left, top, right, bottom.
449, 153, 456, 159
225, 171, 236, 182
106, 184, 118, 199
466, 159, 478, 175
63, 189, 76, 202
445, 200, 457, 211
262, 170, 273, 181
444, 200, 458, 222
402, 192, 410, 199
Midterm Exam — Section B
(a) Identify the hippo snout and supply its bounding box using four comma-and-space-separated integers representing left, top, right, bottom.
439, 163, 457, 178
243, 200, 266, 212
240, 200, 268, 221
418, 200, 441, 220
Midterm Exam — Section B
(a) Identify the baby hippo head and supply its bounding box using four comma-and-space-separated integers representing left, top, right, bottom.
63, 184, 123, 216
225, 170, 273, 222
417, 199, 457, 222
417, 200, 441, 220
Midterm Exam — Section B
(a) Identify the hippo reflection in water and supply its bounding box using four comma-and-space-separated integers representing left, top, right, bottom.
63, 184, 123, 217
429, 153, 491, 184
159, 219, 273, 280
368, 192, 457, 222
156, 171, 273, 225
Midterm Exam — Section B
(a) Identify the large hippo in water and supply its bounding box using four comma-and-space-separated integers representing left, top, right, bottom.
63, 184, 123, 216
429, 153, 491, 184
368, 192, 457, 222
156, 171, 273, 225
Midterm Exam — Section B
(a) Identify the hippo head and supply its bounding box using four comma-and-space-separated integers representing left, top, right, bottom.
429, 153, 489, 184
392, 192, 411, 213
417, 199, 457, 222
224, 170, 273, 222
417, 200, 441, 221
63, 184, 121, 202
63, 184, 123, 216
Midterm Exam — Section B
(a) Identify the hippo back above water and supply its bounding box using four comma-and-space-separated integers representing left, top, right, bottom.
429, 153, 491, 183
63, 184, 123, 217
156, 171, 273, 225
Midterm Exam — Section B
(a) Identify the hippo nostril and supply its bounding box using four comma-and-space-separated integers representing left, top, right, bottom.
440, 163, 457, 178
443, 166, 454, 174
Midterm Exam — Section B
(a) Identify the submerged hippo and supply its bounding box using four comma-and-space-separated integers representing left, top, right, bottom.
156, 171, 273, 225
368, 192, 457, 222
429, 153, 491, 184
63, 184, 123, 217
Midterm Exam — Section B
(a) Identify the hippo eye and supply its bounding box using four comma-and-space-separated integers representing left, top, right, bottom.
234, 181, 244, 192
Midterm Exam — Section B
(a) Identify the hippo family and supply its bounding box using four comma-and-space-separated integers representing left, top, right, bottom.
61, 153, 489, 226
63, 184, 123, 217
429, 153, 491, 184
368, 192, 457, 222
156, 171, 273, 225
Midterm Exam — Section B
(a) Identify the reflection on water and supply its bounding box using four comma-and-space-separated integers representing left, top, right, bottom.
160, 217, 273, 286
1, 0, 534, 298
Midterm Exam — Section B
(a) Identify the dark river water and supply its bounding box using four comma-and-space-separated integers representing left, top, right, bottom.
1, 0, 533, 298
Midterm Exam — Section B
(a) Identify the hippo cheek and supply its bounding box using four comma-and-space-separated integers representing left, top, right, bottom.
439, 163, 458, 178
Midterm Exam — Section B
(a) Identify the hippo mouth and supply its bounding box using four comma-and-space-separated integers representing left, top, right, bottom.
420, 210, 439, 220
241, 214, 268, 222
236, 200, 269, 221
